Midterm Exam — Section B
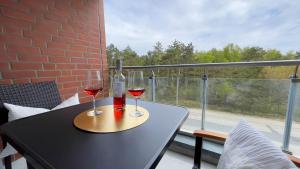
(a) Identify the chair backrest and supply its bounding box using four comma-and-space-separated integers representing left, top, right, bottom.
0, 81, 62, 125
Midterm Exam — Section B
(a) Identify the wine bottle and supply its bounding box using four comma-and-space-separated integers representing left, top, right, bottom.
113, 59, 126, 110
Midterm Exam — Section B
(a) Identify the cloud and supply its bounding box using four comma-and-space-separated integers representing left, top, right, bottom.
104, 0, 300, 55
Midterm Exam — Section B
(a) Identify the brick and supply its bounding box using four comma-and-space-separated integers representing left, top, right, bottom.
59, 87, 78, 94
44, 13, 68, 23
71, 57, 86, 63
87, 48, 99, 53
66, 51, 83, 57
0, 34, 31, 46
91, 64, 101, 69
0, 63, 9, 71
52, 36, 74, 44
62, 81, 81, 88
31, 77, 56, 83
32, 24, 59, 34
0, 53, 18, 62
42, 49, 65, 56
61, 70, 71, 76
58, 31, 77, 39
87, 58, 99, 64
68, 45, 87, 52
84, 53, 98, 58
37, 71, 61, 77
0, 79, 12, 84
13, 78, 30, 84
76, 64, 92, 69
48, 56, 70, 63
47, 42, 69, 49
76, 75, 85, 81
32, 38, 47, 48
22, 0, 48, 11
43, 63, 56, 70
71, 39, 89, 46
1, 7, 35, 22
7, 45, 40, 55
23, 31, 52, 41
59, 87, 78, 96
57, 76, 77, 82
0, 0, 29, 13
19, 55, 48, 63
4, 26, 22, 36
2, 71, 36, 78
0, 16, 31, 29
62, 93, 78, 100
11, 63, 43, 70
56, 64, 75, 70
72, 70, 86, 76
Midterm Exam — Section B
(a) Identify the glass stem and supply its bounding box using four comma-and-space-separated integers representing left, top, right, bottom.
93, 96, 96, 114
135, 98, 138, 111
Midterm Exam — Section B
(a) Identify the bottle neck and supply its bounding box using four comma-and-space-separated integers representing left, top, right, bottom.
116, 68, 122, 74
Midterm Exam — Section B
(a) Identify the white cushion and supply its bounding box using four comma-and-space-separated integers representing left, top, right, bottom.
52, 93, 79, 110
4, 103, 50, 122
0, 144, 17, 159
217, 119, 296, 169
1, 93, 79, 158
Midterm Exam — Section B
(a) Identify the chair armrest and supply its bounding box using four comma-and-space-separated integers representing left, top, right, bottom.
193, 129, 300, 168
193, 130, 227, 142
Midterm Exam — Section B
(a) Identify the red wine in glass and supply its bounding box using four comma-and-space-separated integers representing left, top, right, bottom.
84, 70, 103, 116
84, 87, 103, 96
128, 71, 144, 117
128, 88, 145, 97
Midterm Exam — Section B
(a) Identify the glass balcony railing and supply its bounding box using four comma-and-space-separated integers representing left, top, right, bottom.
109, 60, 300, 157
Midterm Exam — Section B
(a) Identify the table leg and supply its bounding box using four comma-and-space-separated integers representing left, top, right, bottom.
26, 160, 35, 169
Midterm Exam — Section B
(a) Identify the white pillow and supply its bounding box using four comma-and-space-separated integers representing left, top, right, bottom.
4, 103, 50, 122
217, 120, 296, 169
1, 93, 80, 158
3, 93, 80, 121
52, 93, 79, 110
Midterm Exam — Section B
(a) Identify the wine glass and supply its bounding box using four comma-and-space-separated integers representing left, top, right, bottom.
84, 70, 103, 116
128, 71, 145, 117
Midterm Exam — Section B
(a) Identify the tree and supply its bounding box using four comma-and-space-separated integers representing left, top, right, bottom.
160, 40, 194, 64
106, 44, 121, 66
122, 46, 140, 66
241, 47, 266, 61
263, 49, 282, 60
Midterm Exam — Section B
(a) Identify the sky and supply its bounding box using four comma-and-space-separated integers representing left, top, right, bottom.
104, 0, 300, 55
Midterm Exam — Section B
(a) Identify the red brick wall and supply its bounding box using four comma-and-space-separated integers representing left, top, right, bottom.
0, 0, 108, 103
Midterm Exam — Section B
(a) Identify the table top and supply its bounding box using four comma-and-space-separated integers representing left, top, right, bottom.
0, 98, 189, 169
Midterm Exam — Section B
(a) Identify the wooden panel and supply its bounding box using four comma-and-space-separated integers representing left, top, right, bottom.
193, 130, 227, 142
288, 155, 300, 167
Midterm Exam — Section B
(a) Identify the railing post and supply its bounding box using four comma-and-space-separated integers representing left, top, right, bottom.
282, 66, 299, 153
201, 71, 208, 130
176, 69, 181, 105
149, 70, 156, 102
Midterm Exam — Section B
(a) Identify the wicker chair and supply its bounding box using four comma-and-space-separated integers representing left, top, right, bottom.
0, 81, 61, 169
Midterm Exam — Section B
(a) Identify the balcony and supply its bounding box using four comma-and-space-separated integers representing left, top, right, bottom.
108, 60, 300, 167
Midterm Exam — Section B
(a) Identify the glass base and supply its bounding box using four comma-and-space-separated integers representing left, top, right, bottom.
130, 111, 143, 117
87, 110, 103, 116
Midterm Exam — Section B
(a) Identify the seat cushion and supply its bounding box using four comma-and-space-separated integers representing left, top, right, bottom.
1, 93, 79, 158
0, 81, 61, 125
52, 93, 79, 110
217, 119, 296, 169
4, 93, 80, 121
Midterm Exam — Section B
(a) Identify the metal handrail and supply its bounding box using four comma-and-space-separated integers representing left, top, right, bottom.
109, 60, 300, 69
